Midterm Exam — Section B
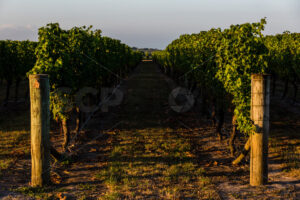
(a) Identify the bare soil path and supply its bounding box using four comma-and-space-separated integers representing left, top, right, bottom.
0, 62, 299, 200
55, 61, 221, 199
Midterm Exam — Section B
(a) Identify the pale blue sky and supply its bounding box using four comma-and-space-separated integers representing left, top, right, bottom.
0, 0, 299, 49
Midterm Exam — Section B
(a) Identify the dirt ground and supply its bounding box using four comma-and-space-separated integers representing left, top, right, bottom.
0, 62, 299, 199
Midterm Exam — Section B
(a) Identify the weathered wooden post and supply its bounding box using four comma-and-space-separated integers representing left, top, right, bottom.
250, 74, 270, 186
29, 74, 50, 187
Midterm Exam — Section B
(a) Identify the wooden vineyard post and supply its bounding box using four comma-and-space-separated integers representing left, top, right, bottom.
250, 74, 271, 186
29, 74, 51, 187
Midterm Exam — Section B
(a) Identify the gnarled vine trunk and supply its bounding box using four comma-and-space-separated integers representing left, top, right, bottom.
292, 79, 298, 104
216, 107, 224, 141
281, 79, 289, 99
229, 115, 237, 156
62, 119, 70, 152
75, 106, 82, 133
14, 77, 21, 101
232, 137, 251, 165
4, 79, 12, 104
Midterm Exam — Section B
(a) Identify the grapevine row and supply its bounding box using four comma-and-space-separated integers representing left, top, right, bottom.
30, 23, 143, 151
0, 40, 37, 103
1, 23, 143, 151
153, 19, 299, 157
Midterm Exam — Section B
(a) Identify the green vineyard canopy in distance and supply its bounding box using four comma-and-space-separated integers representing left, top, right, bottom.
0, 40, 37, 101
264, 32, 300, 98
153, 19, 300, 135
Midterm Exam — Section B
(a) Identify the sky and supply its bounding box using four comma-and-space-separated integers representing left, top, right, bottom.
0, 0, 299, 49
